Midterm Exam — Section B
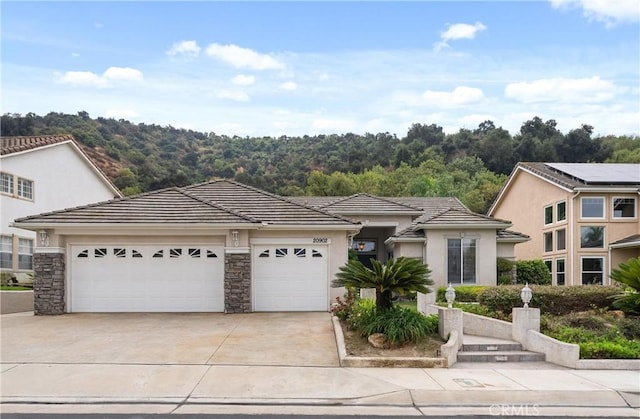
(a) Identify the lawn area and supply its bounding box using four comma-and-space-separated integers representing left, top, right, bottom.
0, 285, 32, 291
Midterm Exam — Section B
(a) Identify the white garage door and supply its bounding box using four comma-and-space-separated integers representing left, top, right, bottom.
253, 245, 328, 311
70, 245, 224, 312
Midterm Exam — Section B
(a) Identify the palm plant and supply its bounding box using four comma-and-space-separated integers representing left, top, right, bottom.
610, 257, 640, 315
332, 257, 434, 311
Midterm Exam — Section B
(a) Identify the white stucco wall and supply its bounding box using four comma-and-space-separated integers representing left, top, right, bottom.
1, 143, 118, 239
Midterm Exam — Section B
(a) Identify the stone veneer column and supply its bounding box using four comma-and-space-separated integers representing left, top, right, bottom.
33, 250, 66, 315
224, 251, 251, 313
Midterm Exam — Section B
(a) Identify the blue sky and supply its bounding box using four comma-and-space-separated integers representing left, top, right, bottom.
2, 1, 639, 138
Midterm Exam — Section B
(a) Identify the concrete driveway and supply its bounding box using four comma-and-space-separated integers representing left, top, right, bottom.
0, 312, 339, 367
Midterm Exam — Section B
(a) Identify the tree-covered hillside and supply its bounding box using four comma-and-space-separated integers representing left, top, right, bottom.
2, 112, 638, 212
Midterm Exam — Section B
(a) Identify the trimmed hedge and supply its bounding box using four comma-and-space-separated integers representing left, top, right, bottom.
515, 259, 552, 285
477, 285, 619, 315
436, 285, 488, 303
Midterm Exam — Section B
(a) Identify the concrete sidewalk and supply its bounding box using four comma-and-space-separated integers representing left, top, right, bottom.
1, 363, 638, 416
1, 311, 638, 416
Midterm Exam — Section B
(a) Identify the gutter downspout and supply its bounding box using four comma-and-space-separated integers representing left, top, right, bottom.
570, 190, 581, 285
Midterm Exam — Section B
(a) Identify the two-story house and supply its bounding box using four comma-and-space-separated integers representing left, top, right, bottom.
488, 163, 640, 286
1, 135, 121, 282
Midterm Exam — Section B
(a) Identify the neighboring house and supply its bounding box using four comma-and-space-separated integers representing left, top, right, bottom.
488, 162, 640, 286
1, 135, 121, 282
13, 182, 527, 315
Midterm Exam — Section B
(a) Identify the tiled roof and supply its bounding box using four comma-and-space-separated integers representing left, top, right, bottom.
416, 208, 512, 227
1, 135, 74, 155
15, 188, 258, 225
519, 162, 640, 189
179, 180, 356, 225
610, 234, 640, 247
15, 180, 357, 226
315, 194, 422, 214
497, 229, 530, 242
290, 195, 467, 216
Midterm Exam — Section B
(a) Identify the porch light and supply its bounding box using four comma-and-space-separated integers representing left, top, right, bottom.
521, 283, 532, 308
358, 242, 365, 251
445, 283, 456, 308
231, 230, 239, 247
38, 230, 49, 247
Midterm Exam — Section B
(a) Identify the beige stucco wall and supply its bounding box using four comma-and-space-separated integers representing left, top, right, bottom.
491, 168, 639, 285
496, 242, 516, 260
396, 229, 497, 286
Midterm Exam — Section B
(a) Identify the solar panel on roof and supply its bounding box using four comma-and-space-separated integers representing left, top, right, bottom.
546, 163, 640, 184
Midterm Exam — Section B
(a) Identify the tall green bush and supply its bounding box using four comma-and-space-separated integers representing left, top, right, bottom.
477, 285, 618, 315
515, 259, 552, 285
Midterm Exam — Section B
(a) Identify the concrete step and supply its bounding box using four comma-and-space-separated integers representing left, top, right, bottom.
462, 342, 523, 352
457, 350, 545, 363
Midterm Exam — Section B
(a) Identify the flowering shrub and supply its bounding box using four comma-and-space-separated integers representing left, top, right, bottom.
330, 288, 357, 320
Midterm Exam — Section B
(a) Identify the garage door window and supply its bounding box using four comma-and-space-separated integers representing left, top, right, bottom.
294, 248, 306, 257
312, 250, 323, 258
207, 250, 218, 258
95, 248, 107, 258
132, 250, 143, 258
189, 248, 200, 258
170, 248, 182, 258
153, 250, 163, 258
114, 248, 126, 258
275, 248, 288, 257
259, 250, 269, 258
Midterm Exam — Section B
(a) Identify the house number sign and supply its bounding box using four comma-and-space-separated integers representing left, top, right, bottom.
313, 238, 329, 244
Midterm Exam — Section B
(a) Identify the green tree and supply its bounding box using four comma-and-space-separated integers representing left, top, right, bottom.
332, 257, 434, 311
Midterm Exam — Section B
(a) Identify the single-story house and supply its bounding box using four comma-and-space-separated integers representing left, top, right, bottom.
13, 180, 528, 315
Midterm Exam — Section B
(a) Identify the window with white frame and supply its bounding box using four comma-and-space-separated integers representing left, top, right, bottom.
581, 257, 604, 285
556, 259, 565, 286
543, 260, 552, 274
580, 226, 604, 248
1, 172, 14, 194
18, 238, 33, 270
447, 238, 477, 284
544, 205, 553, 225
556, 201, 566, 222
0, 235, 12, 269
581, 197, 604, 219
613, 197, 636, 219
17, 177, 33, 200
556, 228, 566, 251
543, 232, 553, 252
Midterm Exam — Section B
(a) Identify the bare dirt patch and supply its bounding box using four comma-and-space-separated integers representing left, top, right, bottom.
340, 320, 444, 358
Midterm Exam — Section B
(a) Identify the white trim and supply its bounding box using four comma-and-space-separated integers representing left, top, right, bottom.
579, 255, 606, 286
611, 196, 637, 220
34, 247, 65, 254
250, 237, 332, 245
580, 196, 606, 220
575, 187, 640, 193
224, 247, 250, 254
610, 239, 640, 249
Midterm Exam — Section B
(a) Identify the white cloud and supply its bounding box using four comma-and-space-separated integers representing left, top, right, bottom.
71, 52, 80, 58
505, 76, 620, 103
435, 22, 487, 51
105, 108, 140, 119
423, 86, 485, 107
279, 81, 298, 91
231, 74, 255, 86
218, 89, 250, 102
55, 66, 143, 88
55, 71, 108, 88
205, 43, 285, 70
103, 66, 143, 81
550, 0, 640, 26
166, 40, 201, 57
